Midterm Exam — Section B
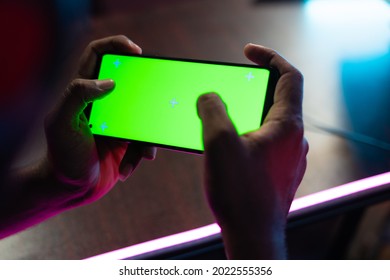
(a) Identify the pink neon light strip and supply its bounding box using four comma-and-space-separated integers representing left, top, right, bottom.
86, 172, 390, 260
290, 171, 390, 212
86, 223, 221, 260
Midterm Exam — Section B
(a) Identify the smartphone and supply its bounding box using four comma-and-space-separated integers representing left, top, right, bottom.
87, 54, 278, 153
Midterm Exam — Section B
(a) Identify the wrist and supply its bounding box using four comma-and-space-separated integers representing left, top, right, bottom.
218, 217, 287, 260
17, 157, 78, 211
16, 155, 92, 213
46, 148, 100, 191
0, 158, 81, 238
43, 154, 97, 208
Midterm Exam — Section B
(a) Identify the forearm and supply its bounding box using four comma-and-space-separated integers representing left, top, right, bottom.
0, 158, 81, 239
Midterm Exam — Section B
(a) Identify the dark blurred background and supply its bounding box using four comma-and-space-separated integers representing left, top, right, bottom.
0, 0, 389, 259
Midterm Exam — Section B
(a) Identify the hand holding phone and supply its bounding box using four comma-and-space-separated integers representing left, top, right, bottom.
198, 44, 308, 259
87, 54, 277, 153
44, 36, 154, 202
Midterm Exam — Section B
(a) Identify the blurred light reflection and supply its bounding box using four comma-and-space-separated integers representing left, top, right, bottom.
304, 0, 390, 59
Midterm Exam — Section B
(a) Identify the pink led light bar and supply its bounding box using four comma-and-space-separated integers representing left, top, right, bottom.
86, 223, 221, 260
290, 171, 390, 212
86, 172, 390, 260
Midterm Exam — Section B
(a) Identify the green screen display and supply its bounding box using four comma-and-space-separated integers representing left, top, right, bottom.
88, 54, 272, 152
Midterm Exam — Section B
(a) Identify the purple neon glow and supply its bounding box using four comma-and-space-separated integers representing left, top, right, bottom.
290, 171, 390, 212
86, 223, 221, 260
86, 172, 390, 260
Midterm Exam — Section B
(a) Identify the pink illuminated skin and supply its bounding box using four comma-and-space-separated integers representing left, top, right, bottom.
0, 36, 156, 239
87, 172, 390, 260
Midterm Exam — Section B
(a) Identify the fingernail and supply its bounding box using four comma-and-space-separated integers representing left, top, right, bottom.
96, 79, 115, 90
119, 163, 133, 181
135, 45, 142, 54
130, 40, 142, 54
251, 43, 265, 48
143, 147, 157, 160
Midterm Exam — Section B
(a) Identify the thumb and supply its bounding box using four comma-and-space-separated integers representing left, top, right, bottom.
59, 79, 114, 124
197, 93, 239, 150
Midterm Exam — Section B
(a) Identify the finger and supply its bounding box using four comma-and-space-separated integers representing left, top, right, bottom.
244, 43, 298, 76
244, 43, 304, 121
118, 145, 157, 181
77, 35, 142, 79
197, 93, 239, 150
118, 142, 145, 181
58, 79, 114, 126
142, 146, 157, 160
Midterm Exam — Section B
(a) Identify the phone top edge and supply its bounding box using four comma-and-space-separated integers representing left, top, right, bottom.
98, 53, 276, 73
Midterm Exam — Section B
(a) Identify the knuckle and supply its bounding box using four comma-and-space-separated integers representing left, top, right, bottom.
284, 68, 304, 88
115, 34, 128, 41
215, 126, 237, 140
269, 117, 308, 160
267, 49, 284, 65
292, 69, 304, 84
64, 79, 87, 98
68, 78, 85, 90
87, 35, 128, 50
207, 125, 239, 150
268, 49, 279, 60
86, 38, 100, 51
278, 116, 305, 142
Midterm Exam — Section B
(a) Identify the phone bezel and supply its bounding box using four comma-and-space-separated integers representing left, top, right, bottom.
85, 53, 279, 154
